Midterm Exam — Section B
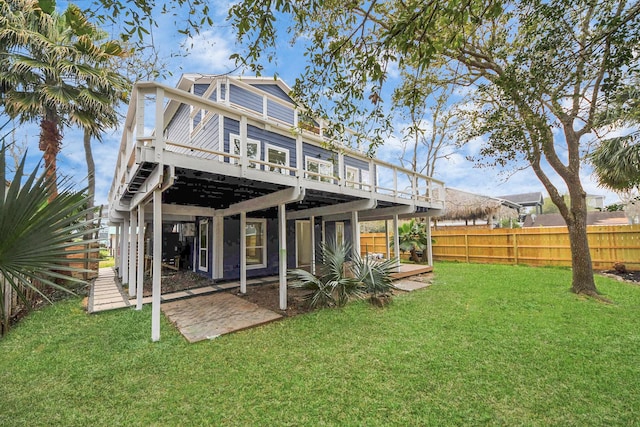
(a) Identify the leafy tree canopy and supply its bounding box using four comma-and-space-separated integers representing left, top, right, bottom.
227, 0, 639, 296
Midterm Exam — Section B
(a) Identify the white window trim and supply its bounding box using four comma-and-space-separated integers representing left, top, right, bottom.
345, 165, 359, 188
305, 155, 334, 182
229, 133, 261, 168
265, 143, 290, 175
198, 219, 209, 272
246, 218, 267, 270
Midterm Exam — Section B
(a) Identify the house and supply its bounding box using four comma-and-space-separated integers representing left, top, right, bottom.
498, 192, 544, 216
107, 75, 445, 340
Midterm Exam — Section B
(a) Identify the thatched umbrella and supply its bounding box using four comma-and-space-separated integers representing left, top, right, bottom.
436, 188, 520, 226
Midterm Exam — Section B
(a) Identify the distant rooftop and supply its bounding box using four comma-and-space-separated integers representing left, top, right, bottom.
523, 211, 628, 227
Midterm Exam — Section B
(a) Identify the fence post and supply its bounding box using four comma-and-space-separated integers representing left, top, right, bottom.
513, 232, 518, 265
465, 233, 469, 263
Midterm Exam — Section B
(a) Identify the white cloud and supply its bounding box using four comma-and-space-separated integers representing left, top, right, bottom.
180, 30, 237, 74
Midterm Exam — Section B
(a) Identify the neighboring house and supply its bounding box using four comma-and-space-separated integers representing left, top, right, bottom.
434, 188, 520, 228
522, 211, 629, 227
498, 192, 544, 216
107, 75, 445, 339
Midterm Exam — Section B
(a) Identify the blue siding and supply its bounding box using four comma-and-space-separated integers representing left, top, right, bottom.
190, 113, 219, 156
166, 104, 190, 143
344, 155, 368, 170
194, 84, 208, 96
267, 99, 294, 124
247, 124, 297, 169
230, 84, 263, 114
223, 118, 240, 159
251, 83, 292, 103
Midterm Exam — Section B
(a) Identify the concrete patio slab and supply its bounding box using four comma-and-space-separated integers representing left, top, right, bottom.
394, 279, 431, 292
161, 293, 282, 343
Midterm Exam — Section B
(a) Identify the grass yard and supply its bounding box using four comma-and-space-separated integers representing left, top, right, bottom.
1, 262, 639, 426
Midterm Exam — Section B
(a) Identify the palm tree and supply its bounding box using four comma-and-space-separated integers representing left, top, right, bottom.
395, 220, 428, 263
0, 145, 95, 336
0, 0, 128, 201
590, 133, 640, 192
63, 4, 129, 216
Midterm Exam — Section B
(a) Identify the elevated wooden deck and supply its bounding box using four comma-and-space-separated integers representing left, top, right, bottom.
391, 263, 433, 280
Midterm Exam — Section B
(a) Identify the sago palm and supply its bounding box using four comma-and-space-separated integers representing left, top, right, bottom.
289, 240, 364, 308
0, 145, 96, 335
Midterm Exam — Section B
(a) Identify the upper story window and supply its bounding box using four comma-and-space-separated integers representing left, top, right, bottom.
306, 156, 334, 183
229, 133, 261, 168
266, 144, 289, 175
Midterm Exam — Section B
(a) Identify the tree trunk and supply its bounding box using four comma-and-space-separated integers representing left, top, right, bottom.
564, 192, 598, 295
410, 249, 420, 263
84, 129, 95, 219
39, 114, 62, 201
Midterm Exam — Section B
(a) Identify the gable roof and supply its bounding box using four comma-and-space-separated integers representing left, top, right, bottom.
523, 211, 629, 227
498, 192, 544, 206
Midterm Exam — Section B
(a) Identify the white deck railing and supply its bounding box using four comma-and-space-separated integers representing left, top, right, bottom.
108, 81, 446, 209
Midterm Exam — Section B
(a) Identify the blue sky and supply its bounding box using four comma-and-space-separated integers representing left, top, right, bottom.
6, 3, 620, 208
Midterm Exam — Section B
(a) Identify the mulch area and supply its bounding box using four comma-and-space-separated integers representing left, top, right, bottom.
141, 268, 314, 317
599, 269, 640, 284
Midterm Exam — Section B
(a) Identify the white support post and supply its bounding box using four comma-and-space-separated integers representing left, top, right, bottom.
121, 216, 130, 284
128, 210, 137, 298
351, 211, 360, 259
385, 220, 391, 260
426, 217, 434, 266
337, 152, 344, 185
296, 135, 303, 179
310, 216, 316, 275
136, 204, 145, 310
278, 204, 287, 310
114, 224, 120, 276
393, 214, 400, 271
240, 211, 247, 294
151, 189, 162, 342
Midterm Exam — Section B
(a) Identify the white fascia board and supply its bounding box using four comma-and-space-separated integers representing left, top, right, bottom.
286, 198, 376, 220
324, 204, 417, 222
215, 187, 305, 217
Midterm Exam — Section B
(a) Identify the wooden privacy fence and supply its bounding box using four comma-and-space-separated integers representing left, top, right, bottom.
430, 225, 640, 270
360, 225, 640, 270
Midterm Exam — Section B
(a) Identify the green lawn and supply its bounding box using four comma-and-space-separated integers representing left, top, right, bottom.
1, 263, 639, 426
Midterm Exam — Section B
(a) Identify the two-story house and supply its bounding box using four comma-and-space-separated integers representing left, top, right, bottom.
108, 75, 445, 340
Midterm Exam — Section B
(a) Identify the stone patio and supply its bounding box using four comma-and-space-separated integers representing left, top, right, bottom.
161, 293, 282, 343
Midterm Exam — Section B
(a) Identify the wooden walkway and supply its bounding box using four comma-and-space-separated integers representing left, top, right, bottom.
89, 267, 130, 313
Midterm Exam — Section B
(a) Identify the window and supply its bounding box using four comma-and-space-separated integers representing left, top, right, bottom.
229, 133, 260, 168
199, 219, 208, 272
336, 222, 345, 245
246, 219, 266, 269
345, 166, 359, 188
306, 156, 333, 183
266, 144, 289, 174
